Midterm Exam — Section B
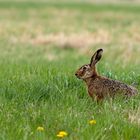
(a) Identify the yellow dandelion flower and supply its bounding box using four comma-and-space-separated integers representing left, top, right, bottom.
37, 126, 44, 131
57, 131, 68, 138
59, 131, 68, 136
57, 134, 64, 138
89, 119, 96, 125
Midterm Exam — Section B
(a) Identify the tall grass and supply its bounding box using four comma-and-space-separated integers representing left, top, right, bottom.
0, 2, 140, 140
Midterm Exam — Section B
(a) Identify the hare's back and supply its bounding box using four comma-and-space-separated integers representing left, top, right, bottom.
93, 77, 138, 96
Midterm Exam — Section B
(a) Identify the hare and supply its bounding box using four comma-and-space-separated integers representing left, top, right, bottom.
75, 49, 138, 101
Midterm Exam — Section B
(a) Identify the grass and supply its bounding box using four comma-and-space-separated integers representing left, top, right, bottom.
0, 1, 140, 140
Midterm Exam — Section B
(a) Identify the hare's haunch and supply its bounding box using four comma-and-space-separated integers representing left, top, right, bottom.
75, 49, 138, 101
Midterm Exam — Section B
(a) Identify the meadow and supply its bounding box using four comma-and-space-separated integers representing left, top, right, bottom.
0, 1, 140, 140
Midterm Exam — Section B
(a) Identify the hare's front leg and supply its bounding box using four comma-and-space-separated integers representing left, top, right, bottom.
88, 89, 103, 102
96, 94, 104, 103
88, 90, 94, 98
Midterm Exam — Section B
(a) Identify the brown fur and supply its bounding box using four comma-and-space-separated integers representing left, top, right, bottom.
75, 49, 138, 101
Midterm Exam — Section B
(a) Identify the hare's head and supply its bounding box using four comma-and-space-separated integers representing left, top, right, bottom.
75, 49, 103, 80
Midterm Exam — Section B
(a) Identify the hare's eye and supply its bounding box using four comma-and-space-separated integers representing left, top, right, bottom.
83, 67, 86, 70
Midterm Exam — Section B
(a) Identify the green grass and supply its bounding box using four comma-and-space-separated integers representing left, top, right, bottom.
0, 1, 140, 140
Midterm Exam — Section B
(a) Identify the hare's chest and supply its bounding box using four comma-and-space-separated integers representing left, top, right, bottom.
87, 81, 103, 96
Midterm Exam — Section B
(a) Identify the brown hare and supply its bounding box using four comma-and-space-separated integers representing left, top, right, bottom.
75, 49, 138, 101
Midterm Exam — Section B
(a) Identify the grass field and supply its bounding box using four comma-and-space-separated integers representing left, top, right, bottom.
0, 1, 140, 140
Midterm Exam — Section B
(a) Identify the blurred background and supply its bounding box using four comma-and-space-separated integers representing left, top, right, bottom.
0, 0, 140, 77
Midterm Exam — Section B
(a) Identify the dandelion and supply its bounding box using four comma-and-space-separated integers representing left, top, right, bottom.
57, 134, 64, 138
59, 131, 68, 136
37, 126, 44, 131
89, 119, 96, 125
57, 131, 68, 138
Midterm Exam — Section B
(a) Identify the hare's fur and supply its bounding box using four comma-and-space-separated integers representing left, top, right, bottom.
75, 49, 138, 101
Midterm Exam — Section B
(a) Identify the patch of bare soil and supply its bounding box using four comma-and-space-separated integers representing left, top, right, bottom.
10, 29, 111, 49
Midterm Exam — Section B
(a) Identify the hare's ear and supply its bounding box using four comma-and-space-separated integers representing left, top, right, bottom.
90, 49, 103, 67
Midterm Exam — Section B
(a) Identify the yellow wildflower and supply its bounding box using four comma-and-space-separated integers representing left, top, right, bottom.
59, 131, 68, 136
37, 126, 44, 131
57, 131, 68, 138
57, 134, 64, 138
89, 119, 96, 125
